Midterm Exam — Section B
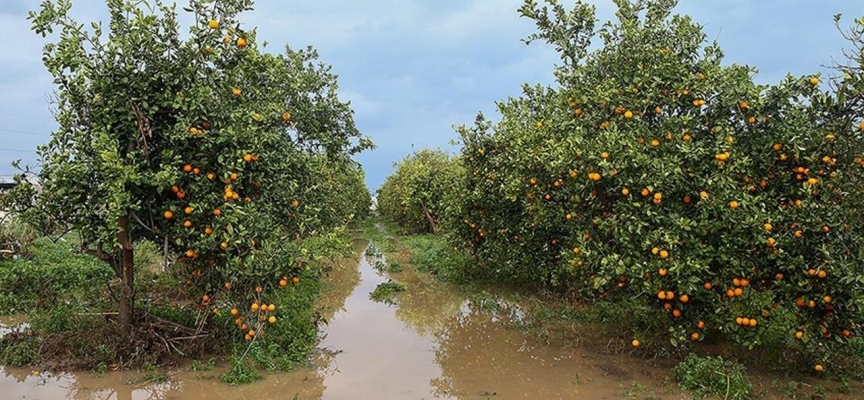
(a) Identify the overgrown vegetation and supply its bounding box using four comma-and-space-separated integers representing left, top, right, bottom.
376, 0, 864, 375
369, 281, 405, 304
672, 354, 752, 400
0, 0, 371, 376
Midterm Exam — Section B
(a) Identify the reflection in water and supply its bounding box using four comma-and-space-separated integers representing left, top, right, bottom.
2, 240, 681, 400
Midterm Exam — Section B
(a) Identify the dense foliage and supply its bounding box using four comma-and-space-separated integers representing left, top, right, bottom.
377, 149, 461, 233
378, 0, 864, 370
1, 0, 371, 364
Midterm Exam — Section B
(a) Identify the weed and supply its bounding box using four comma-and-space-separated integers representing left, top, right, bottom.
0, 340, 37, 367
222, 356, 262, 385
672, 354, 752, 400
370, 281, 405, 304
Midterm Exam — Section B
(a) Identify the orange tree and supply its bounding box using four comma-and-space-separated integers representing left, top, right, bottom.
6, 0, 371, 351
447, 0, 864, 369
377, 149, 462, 234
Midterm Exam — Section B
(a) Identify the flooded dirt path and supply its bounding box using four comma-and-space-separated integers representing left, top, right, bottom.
0, 239, 693, 399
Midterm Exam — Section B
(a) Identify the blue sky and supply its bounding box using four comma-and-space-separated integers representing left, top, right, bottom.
0, 0, 861, 191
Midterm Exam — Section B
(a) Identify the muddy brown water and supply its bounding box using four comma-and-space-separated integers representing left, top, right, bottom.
1, 240, 851, 399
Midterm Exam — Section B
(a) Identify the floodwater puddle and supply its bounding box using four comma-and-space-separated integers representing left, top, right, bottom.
0, 240, 707, 399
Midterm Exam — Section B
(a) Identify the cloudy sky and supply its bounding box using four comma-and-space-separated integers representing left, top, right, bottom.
0, 0, 861, 190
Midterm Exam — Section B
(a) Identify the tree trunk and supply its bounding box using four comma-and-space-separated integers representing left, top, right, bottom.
421, 201, 437, 234
117, 215, 135, 335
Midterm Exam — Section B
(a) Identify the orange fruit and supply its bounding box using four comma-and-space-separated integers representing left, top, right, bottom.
659, 250, 669, 259
631, 339, 640, 348
208, 20, 219, 29
224, 282, 232, 289
703, 282, 712, 290
220, 242, 228, 249
823, 295, 832, 304
650, 139, 660, 147
749, 319, 758, 327
726, 289, 736, 297
251, 303, 260, 312
292, 276, 300, 284
255, 286, 263, 293
184, 207, 193, 215
809, 77, 819, 85
814, 364, 823, 372
163, 210, 174, 220
237, 37, 248, 48
267, 304, 276, 312
679, 294, 689, 303
247, 329, 255, 337
733, 278, 741, 287
204, 226, 213, 235
734, 288, 744, 297
808, 269, 816, 277
230, 308, 239, 316
183, 220, 192, 228
672, 309, 682, 318
729, 200, 739, 209
623, 110, 633, 119
691, 332, 700, 341
697, 320, 705, 329
658, 268, 668, 277
243, 154, 253, 162
764, 223, 772, 231
213, 208, 222, 216
183, 164, 192, 172
817, 270, 827, 279
775, 273, 784, 280
796, 331, 804, 339
268, 316, 276, 324
206, 172, 215, 180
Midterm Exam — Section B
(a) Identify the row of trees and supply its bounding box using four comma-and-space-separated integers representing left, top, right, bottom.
378, 0, 864, 370
2, 0, 372, 360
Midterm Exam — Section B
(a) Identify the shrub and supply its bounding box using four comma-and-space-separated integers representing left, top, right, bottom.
446, 0, 864, 369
